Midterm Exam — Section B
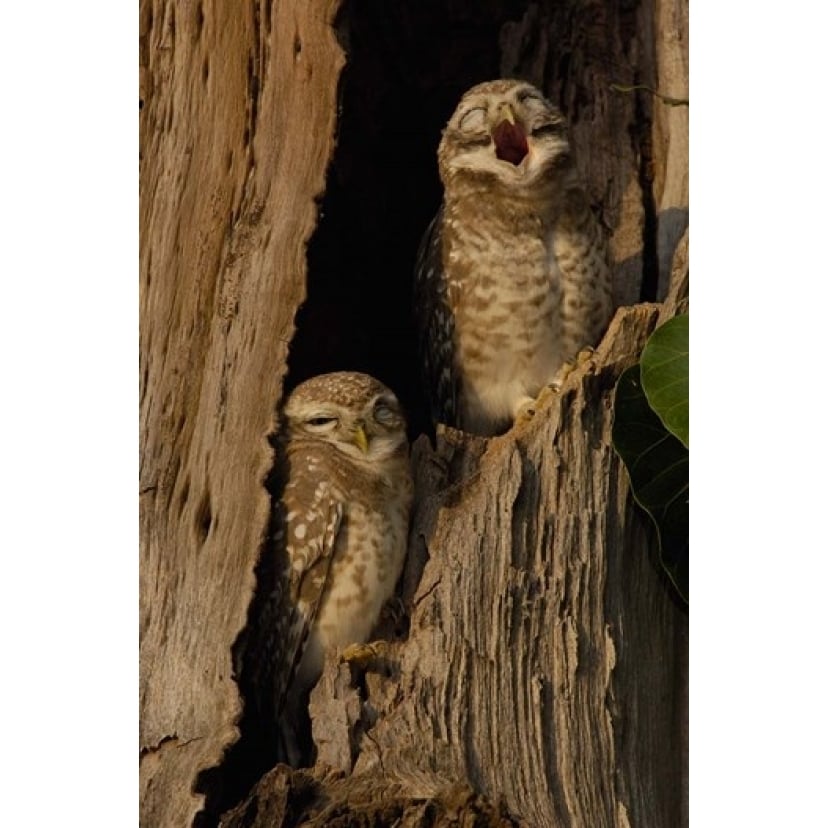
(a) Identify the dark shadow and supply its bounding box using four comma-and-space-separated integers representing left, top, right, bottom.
656, 205, 689, 300
194, 442, 314, 826
284, 0, 532, 441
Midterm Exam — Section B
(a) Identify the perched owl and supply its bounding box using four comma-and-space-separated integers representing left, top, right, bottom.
239, 372, 413, 765
414, 79, 613, 436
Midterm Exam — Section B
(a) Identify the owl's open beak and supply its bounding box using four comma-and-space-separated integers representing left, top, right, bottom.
491, 104, 528, 166
353, 425, 370, 454
497, 102, 516, 125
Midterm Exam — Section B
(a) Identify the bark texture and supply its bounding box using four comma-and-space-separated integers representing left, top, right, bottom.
139, 0, 688, 825
139, 1, 344, 825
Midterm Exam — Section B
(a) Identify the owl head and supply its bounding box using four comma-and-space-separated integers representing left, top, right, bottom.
438, 79, 575, 194
283, 372, 408, 463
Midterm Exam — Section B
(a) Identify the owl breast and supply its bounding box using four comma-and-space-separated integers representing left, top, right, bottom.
448, 214, 565, 433
315, 496, 408, 646
295, 474, 411, 689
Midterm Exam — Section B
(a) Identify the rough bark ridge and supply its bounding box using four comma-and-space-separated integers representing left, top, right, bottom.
139, 1, 344, 825
139, 0, 688, 825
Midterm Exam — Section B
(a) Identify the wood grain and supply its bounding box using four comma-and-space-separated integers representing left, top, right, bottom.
139, 1, 344, 824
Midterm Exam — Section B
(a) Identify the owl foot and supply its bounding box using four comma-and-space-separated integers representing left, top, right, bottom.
513, 395, 538, 425
574, 345, 596, 365
549, 347, 596, 392
341, 640, 391, 670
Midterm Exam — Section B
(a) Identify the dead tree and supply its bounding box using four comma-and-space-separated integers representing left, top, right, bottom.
139, 0, 688, 825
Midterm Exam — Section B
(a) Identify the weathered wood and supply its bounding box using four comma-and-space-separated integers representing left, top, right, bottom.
220, 764, 522, 827
139, 0, 345, 824
652, 0, 689, 297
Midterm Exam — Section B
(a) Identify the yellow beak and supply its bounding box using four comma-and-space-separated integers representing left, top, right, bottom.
353, 425, 369, 454
496, 102, 516, 125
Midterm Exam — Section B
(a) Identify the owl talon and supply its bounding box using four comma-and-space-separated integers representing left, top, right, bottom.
341, 640, 390, 669
513, 396, 537, 425
575, 345, 595, 365
533, 385, 558, 408
549, 347, 597, 392
548, 357, 578, 392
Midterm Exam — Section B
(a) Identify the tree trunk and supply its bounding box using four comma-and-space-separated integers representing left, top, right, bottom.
139, 1, 688, 826
139, 2, 344, 825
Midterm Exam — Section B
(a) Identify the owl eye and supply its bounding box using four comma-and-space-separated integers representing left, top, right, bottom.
516, 88, 544, 104
532, 122, 565, 139
373, 402, 397, 425
305, 415, 338, 429
458, 106, 487, 132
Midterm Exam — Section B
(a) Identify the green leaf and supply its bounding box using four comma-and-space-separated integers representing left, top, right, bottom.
640, 315, 688, 448
613, 364, 688, 603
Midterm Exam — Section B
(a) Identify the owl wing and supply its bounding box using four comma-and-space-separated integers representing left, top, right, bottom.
240, 466, 345, 728
413, 206, 458, 427
276, 475, 344, 713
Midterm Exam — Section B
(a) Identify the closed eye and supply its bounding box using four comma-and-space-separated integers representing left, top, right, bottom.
462, 135, 492, 147
306, 416, 338, 428
532, 123, 565, 138
516, 89, 545, 104
373, 400, 399, 425
458, 106, 487, 132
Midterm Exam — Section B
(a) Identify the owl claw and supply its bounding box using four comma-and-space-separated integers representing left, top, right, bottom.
575, 345, 596, 365
548, 347, 596, 393
513, 396, 537, 425
515, 347, 598, 427
341, 640, 390, 669
549, 362, 575, 392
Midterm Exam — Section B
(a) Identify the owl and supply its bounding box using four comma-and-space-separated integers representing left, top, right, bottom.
239, 372, 413, 765
414, 79, 613, 436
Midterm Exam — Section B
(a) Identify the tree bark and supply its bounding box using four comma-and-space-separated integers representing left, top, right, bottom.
139, 0, 688, 825
139, 2, 344, 825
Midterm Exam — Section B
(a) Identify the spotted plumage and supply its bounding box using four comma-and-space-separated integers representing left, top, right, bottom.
415, 79, 614, 435
240, 372, 412, 763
